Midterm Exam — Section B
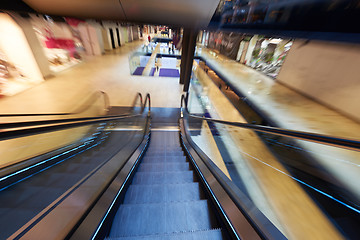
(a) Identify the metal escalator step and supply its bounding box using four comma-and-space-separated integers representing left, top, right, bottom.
148, 143, 180, 148
105, 228, 225, 240
146, 147, 183, 152
109, 200, 216, 237
141, 156, 186, 163
132, 172, 195, 185
137, 162, 190, 172
145, 152, 184, 156
124, 182, 202, 204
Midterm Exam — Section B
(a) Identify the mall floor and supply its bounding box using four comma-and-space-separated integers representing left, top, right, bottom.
0, 39, 183, 117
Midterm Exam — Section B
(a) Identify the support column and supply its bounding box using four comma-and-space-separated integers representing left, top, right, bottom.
182, 30, 198, 92
179, 29, 190, 84
180, 29, 198, 92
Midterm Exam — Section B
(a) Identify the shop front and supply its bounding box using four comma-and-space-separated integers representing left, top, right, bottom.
249, 37, 293, 78
30, 14, 86, 73
203, 30, 293, 78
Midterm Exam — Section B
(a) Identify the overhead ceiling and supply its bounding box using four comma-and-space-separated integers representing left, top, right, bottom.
22, 0, 220, 27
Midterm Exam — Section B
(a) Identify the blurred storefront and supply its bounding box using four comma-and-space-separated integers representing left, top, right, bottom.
249, 37, 293, 78
201, 30, 293, 78
30, 14, 86, 73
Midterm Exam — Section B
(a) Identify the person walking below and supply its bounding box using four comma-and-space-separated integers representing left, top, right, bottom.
148, 35, 151, 43
169, 42, 173, 54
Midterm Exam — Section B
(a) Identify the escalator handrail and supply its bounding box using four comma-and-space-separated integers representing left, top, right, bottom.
0, 91, 110, 117
143, 93, 151, 116
0, 93, 148, 141
180, 95, 360, 151
6, 94, 152, 240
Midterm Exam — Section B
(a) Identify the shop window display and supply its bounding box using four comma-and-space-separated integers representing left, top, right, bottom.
30, 15, 85, 73
250, 37, 293, 78
203, 31, 293, 79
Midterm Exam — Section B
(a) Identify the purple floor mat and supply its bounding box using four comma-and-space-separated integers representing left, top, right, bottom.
149, 67, 156, 76
159, 68, 180, 77
133, 67, 144, 75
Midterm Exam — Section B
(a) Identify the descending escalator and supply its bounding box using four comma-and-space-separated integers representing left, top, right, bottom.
0, 122, 139, 239
106, 130, 226, 239
70, 104, 279, 240
0, 93, 147, 239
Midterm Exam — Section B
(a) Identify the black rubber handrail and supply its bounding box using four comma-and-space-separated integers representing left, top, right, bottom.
0, 91, 110, 117
143, 93, 151, 116
180, 94, 360, 151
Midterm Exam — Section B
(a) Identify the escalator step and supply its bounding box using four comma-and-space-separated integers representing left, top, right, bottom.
145, 152, 184, 156
124, 182, 202, 204
109, 200, 216, 237
105, 228, 224, 240
141, 156, 187, 163
146, 147, 183, 152
137, 162, 190, 172
132, 172, 195, 184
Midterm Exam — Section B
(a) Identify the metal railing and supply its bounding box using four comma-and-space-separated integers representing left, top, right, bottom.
180, 94, 360, 151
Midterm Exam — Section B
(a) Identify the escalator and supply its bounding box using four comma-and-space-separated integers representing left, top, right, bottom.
106, 131, 226, 239
0, 93, 147, 239
0, 92, 358, 239
0, 123, 134, 239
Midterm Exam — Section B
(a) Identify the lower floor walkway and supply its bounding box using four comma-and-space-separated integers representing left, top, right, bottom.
0, 40, 183, 119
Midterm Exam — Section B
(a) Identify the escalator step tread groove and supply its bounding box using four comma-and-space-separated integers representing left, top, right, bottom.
137, 162, 190, 172
132, 172, 195, 184
109, 200, 216, 237
124, 182, 202, 203
141, 156, 187, 163
108, 131, 223, 239
105, 228, 224, 240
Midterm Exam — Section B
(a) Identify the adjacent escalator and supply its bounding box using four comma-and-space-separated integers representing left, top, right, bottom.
0, 121, 140, 239
0, 93, 147, 239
